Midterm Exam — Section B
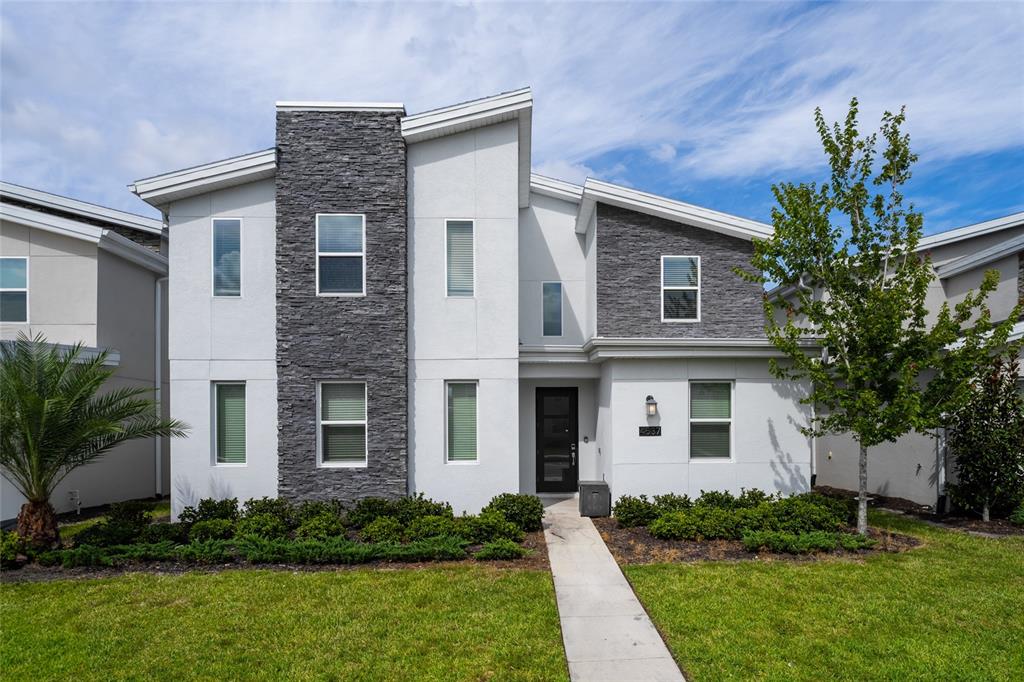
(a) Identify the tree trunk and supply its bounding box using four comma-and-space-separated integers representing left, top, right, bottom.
857, 442, 869, 535
982, 501, 990, 523
17, 500, 59, 549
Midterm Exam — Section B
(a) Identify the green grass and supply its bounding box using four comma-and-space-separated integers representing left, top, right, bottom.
626, 511, 1024, 681
59, 500, 171, 542
1, 567, 567, 681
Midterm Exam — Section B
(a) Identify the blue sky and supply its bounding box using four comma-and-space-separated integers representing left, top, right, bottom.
1, 1, 1022, 234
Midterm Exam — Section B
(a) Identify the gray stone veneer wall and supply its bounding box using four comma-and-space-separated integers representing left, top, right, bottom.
595, 204, 765, 338
276, 110, 408, 502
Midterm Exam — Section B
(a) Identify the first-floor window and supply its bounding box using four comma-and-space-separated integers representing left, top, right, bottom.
0, 257, 28, 322
319, 382, 367, 465
446, 382, 478, 462
214, 382, 246, 464
690, 381, 731, 458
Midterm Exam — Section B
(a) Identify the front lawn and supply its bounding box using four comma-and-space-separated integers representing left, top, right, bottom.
626, 511, 1024, 681
1, 567, 567, 681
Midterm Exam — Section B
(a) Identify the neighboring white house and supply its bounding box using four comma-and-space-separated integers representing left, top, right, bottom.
0, 182, 169, 523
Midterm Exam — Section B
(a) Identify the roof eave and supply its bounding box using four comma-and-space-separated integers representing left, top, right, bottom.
130, 149, 278, 209
0, 181, 163, 234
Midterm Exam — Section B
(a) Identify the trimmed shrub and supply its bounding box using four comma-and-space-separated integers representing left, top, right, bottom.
455, 512, 524, 544
736, 488, 777, 508
405, 515, 459, 541
1, 530, 23, 567
72, 522, 141, 548
108, 541, 179, 563
235, 513, 288, 540
838, 533, 877, 551
46, 544, 113, 568
189, 518, 235, 542
649, 507, 742, 541
345, 497, 397, 529
138, 522, 190, 545
474, 538, 530, 560
742, 530, 839, 554
613, 495, 659, 527
294, 500, 346, 525
173, 540, 234, 564
107, 501, 153, 529
392, 494, 454, 525
360, 516, 404, 544
242, 497, 296, 529
482, 493, 544, 532
295, 512, 345, 541
235, 535, 467, 564
695, 490, 738, 510
1010, 503, 1024, 526
769, 496, 846, 534
179, 498, 239, 525
653, 493, 692, 514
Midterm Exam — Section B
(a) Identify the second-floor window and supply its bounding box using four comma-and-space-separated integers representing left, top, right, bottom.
542, 282, 563, 337
0, 257, 28, 322
212, 219, 241, 297
662, 255, 700, 322
446, 220, 474, 297
317, 214, 365, 296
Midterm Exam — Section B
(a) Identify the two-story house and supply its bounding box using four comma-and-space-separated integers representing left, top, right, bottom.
131, 88, 816, 516
0, 182, 169, 523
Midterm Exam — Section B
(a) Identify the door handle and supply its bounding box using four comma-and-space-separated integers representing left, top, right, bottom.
570, 443, 576, 466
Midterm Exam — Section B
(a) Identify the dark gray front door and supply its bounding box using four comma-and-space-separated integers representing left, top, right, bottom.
536, 387, 578, 493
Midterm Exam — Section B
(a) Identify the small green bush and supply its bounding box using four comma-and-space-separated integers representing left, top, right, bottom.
107, 541, 179, 563
455, 512, 524, 544
360, 516, 404, 544
742, 530, 868, 554
242, 497, 296, 528
695, 490, 738, 510
52, 544, 113, 568
1009, 503, 1024, 526
392, 494, 454, 525
179, 498, 239, 525
482, 493, 544, 532
138, 522, 190, 544
1, 530, 23, 567
294, 499, 346, 525
295, 511, 345, 540
345, 497, 397, 529
173, 539, 233, 564
235, 535, 467, 564
649, 507, 742, 541
235, 513, 288, 540
189, 518, 235, 542
73, 521, 142, 547
613, 495, 659, 527
405, 515, 459, 541
837, 533, 877, 551
769, 495, 846, 534
474, 538, 529, 560
107, 501, 153, 529
736, 488, 778, 508
653, 493, 692, 513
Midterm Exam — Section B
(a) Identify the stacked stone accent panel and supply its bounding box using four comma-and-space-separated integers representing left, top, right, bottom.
276, 110, 408, 502
595, 204, 766, 338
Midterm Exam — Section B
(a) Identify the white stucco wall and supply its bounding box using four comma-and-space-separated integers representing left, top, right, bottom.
407, 121, 521, 513
166, 179, 278, 517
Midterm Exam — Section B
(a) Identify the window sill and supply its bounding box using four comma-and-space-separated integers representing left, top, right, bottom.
445, 460, 479, 466
212, 463, 248, 468
318, 461, 368, 468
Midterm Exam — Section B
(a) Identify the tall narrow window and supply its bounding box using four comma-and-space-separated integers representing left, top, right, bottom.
0, 257, 28, 322
447, 382, 478, 462
662, 256, 700, 321
317, 214, 365, 295
690, 382, 731, 459
446, 220, 474, 297
319, 382, 367, 465
212, 219, 241, 297
214, 383, 246, 464
542, 282, 563, 337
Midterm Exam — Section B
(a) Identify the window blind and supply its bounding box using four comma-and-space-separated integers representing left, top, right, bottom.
321, 383, 366, 421
320, 383, 366, 463
690, 382, 731, 458
690, 423, 730, 458
213, 220, 241, 296
663, 257, 698, 287
662, 256, 699, 320
216, 383, 246, 464
690, 383, 731, 419
322, 425, 367, 463
446, 221, 474, 297
447, 382, 477, 461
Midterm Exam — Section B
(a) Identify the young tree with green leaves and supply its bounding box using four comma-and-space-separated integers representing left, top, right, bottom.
0, 334, 187, 548
947, 356, 1024, 521
745, 98, 1020, 534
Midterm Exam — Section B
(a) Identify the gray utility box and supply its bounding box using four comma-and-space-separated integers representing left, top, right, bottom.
579, 480, 611, 518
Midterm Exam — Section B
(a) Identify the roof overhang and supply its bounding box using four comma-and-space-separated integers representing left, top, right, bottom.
529, 174, 584, 204
275, 101, 405, 112
918, 211, 1024, 250
0, 181, 163, 235
130, 148, 278, 210
573, 178, 773, 241
582, 336, 819, 361
402, 88, 533, 208
0, 340, 120, 366
934, 231, 1024, 280
0, 202, 167, 275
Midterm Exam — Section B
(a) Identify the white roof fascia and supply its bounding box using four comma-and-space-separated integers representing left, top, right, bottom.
529, 174, 584, 204
574, 179, 773, 241
98, 230, 168, 275
0, 182, 163, 234
583, 336, 818, 361
129, 149, 277, 209
276, 101, 405, 112
402, 88, 533, 208
918, 212, 1024, 250
935, 232, 1024, 280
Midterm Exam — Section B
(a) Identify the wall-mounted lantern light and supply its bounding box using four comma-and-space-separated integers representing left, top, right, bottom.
645, 395, 658, 417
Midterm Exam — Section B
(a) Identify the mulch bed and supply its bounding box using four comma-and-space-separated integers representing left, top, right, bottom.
592, 517, 921, 566
0, 531, 550, 584
814, 485, 1024, 537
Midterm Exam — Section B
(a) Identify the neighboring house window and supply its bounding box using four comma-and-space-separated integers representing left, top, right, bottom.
446, 382, 478, 462
214, 382, 246, 464
317, 214, 365, 296
446, 220, 474, 297
690, 381, 731, 459
0, 257, 28, 322
542, 282, 563, 337
212, 219, 241, 297
319, 382, 367, 466
662, 256, 700, 322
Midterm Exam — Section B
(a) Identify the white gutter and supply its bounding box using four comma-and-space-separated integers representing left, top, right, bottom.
154, 276, 166, 497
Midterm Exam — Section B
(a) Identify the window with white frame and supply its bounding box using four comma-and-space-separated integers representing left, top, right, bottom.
214, 382, 246, 464
317, 214, 365, 295
0, 257, 28, 323
689, 381, 731, 458
446, 382, 478, 462
319, 382, 367, 465
212, 219, 241, 297
446, 220, 474, 297
542, 282, 563, 337
662, 256, 700, 321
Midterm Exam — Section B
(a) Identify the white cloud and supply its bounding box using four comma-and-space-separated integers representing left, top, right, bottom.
650, 143, 676, 163
532, 159, 593, 185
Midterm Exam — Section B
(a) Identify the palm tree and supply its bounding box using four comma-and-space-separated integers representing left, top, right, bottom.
0, 333, 187, 548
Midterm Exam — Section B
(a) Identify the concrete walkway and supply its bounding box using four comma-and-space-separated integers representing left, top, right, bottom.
542, 496, 686, 682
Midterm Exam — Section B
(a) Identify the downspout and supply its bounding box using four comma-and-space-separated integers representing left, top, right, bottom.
154, 276, 167, 497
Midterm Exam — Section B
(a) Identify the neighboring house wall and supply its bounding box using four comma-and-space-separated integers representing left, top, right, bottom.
408, 120, 520, 513
166, 179, 278, 516
595, 205, 764, 338
275, 110, 408, 502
